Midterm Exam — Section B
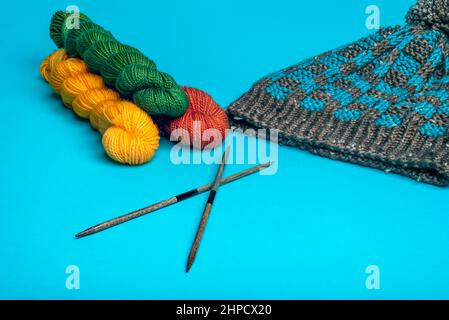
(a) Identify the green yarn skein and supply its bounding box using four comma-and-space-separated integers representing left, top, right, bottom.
49, 11, 189, 117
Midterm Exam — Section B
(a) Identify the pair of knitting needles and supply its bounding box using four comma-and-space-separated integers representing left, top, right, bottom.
76, 148, 273, 272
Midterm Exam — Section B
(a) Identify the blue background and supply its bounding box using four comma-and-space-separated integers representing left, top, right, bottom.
1, 0, 449, 299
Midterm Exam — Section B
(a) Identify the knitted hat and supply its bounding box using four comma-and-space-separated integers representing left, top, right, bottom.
227, 0, 449, 186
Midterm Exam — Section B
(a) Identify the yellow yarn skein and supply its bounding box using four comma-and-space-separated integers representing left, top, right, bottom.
40, 49, 160, 165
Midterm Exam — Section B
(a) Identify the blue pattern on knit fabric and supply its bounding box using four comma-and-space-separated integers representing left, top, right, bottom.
346, 73, 371, 93
439, 104, 449, 115
334, 108, 363, 121
420, 29, 440, 45
429, 47, 444, 68
265, 26, 393, 87
289, 69, 314, 82
420, 122, 446, 137
269, 70, 286, 81
301, 97, 326, 111
424, 89, 449, 101
415, 102, 437, 118
393, 53, 421, 78
322, 84, 353, 106
376, 114, 403, 128
298, 81, 318, 95
265, 82, 292, 100
376, 81, 408, 99
320, 54, 349, 68
263, 19, 449, 138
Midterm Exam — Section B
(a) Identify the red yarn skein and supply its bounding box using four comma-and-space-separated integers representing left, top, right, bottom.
166, 87, 229, 149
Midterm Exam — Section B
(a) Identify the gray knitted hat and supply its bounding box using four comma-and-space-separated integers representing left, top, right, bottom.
227, 0, 449, 186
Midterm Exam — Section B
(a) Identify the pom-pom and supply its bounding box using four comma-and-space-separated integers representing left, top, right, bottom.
406, 0, 449, 34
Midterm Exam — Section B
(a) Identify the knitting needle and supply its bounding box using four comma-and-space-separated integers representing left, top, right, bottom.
75, 161, 273, 238
186, 147, 230, 273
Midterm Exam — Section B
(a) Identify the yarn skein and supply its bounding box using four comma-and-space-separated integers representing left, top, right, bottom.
49, 11, 189, 118
165, 87, 229, 149
40, 49, 160, 165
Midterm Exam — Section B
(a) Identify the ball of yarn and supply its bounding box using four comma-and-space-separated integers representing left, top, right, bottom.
165, 87, 229, 149
40, 49, 160, 165
49, 11, 189, 117
406, 0, 449, 34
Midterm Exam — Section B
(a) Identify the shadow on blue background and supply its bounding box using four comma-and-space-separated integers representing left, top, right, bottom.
1, 0, 448, 299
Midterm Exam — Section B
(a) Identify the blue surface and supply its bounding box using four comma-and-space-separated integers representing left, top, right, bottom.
1, 0, 449, 299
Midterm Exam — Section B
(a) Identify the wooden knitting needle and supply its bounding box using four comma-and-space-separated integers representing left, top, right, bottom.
186, 147, 230, 273
75, 161, 273, 239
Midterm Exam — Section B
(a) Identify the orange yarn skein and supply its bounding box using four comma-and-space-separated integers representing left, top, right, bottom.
40, 49, 160, 165
166, 87, 229, 149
